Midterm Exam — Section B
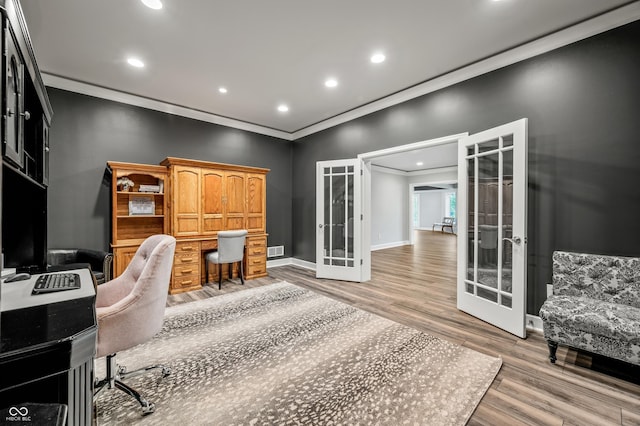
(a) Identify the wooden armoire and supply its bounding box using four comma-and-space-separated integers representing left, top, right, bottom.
108, 157, 269, 294
160, 157, 269, 294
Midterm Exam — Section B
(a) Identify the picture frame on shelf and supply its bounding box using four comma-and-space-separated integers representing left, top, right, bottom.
129, 196, 155, 215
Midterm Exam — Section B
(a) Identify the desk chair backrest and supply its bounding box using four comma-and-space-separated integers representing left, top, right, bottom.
217, 230, 248, 263
95, 234, 176, 358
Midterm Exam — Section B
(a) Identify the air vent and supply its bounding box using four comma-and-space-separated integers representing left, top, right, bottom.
267, 246, 284, 258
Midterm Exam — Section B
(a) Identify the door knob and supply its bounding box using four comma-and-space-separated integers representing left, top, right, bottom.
503, 236, 522, 245
319, 224, 323, 228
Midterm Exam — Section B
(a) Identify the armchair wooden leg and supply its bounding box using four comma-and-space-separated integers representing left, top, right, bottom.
218, 264, 222, 290
547, 340, 558, 364
239, 261, 244, 285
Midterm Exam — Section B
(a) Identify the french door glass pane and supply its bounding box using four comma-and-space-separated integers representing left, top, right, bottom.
322, 165, 355, 267
324, 175, 330, 257
501, 149, 514, 295
467, 157, 475, 281
477, 153, 499, 290
331, 175, 346, 257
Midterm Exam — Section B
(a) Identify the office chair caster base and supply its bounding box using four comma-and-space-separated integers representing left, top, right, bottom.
115, 379, 156, 416
141, 401, 156, 416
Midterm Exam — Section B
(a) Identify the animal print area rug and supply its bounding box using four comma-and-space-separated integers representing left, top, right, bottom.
95, 282, 501, 425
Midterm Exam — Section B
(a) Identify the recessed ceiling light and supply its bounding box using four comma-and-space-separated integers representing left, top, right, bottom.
370, 53, 386, 64
218, 87, 228, 94
277, 104, 289, 113
127, 57, 145, 68
141, 0, 163, 10
416, 162, 424, 166
325, 78, 338, 88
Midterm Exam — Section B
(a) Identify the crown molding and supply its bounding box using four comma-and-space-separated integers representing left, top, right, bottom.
42, 73, 293, 141
291, 2, 640, 139
43, 2, 640, 142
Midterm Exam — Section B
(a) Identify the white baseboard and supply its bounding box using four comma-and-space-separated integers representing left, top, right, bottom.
371, 241, 410, 251
526, 314, 543, 333
267, 257, 316, 271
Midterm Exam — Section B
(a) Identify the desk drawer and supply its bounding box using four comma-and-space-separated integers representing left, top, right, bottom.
247, 245, 265, 256
247, 236, 266, 248
246, 262, 266, 277
174, 264, 199, 277
176, 241, 200, 253
171, 273, 201, 293
200, 240, 217, 251
175, 252, 199, 265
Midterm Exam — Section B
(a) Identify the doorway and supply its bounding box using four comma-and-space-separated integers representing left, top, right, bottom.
359, 133, 466, 252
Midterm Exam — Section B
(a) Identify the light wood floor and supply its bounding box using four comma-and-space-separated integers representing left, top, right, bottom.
167, 231, 640, 425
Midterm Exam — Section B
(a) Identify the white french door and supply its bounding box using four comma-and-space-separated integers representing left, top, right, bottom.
457, 118, 528, 338
316, 159, 364, 281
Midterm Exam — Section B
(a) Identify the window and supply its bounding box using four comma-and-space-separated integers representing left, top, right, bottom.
444, 191, 457, 218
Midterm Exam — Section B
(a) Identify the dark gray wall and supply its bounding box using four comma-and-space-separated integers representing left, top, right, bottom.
47, 89, 293, 256
292, 21, 640, 314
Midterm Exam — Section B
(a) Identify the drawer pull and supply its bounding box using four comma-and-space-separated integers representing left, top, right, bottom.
181, 269, 193, 274
181, 280, 193, 285
181, 246, 194, 251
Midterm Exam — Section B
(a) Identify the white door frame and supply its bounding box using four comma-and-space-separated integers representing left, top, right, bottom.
359, 133, 468, 256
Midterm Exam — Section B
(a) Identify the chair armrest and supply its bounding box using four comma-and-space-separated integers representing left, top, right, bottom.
102, 253, 113, 282
46, 249, 80, 266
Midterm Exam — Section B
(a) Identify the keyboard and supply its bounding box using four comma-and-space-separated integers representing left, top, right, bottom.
32, 273, 81, 295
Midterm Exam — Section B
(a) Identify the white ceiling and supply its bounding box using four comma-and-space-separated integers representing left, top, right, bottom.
21, 0, 633, 140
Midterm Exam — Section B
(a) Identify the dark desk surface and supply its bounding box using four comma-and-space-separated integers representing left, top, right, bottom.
0, 268, 97, 392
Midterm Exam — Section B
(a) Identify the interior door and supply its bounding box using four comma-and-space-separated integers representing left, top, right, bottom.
457, 118, 528, 338
316, 159, 363, 281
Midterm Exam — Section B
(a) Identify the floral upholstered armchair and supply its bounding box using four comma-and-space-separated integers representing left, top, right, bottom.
539, 251, 640, 365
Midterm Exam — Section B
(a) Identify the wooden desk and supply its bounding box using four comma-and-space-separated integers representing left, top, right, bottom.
0, 268, 96, 426
170, 233, 268, 294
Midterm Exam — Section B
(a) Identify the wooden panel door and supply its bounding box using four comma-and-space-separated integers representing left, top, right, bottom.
113, 246, 138, 278
224, 172, 246, 230
246, 173, 266, 233
201, 168, 224, 235
173, 166, 201, 236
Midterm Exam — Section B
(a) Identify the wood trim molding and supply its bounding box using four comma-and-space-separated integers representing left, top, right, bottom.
42, 73, 293, 141
160, 157, 270, 173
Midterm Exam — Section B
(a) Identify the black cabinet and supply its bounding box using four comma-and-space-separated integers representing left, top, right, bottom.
0, 0, 53, 271
1, 0, 52, 186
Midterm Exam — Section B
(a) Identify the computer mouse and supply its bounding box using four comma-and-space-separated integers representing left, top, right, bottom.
4, 272, 31, 282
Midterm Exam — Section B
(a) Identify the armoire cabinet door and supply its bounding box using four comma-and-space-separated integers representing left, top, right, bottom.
201, 169, 224, 234
173, 166, 201, 236
113, 246, 138, 278
225, 172, 246, 230
246, 173, 266, 233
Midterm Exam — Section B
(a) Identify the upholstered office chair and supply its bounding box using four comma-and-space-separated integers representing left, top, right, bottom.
478, 224, 499, 266
94, 234, 176, 415
205, 230, 248, 290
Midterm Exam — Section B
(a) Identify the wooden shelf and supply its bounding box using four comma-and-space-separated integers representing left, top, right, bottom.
117, 191, 164, 196
109, 161, 169, 277
116, 214, 165, 219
